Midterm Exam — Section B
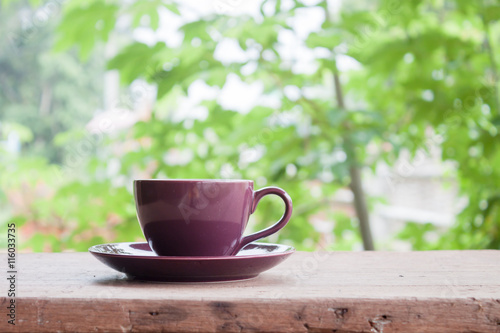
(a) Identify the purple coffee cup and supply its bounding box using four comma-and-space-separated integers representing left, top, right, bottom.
134, 179, 293, 256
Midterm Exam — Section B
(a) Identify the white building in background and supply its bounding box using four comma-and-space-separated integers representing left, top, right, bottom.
3, 131, 21, 154
366, 143, 464, 250
0, 122, 22, 155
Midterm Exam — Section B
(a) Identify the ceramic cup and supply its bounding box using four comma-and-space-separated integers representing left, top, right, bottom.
134, 179, 292, 256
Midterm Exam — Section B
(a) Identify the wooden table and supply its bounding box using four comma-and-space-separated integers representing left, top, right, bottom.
2, 250, 500, 332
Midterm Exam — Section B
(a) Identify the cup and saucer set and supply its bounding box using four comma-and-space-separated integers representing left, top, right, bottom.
89, 179, 295, 282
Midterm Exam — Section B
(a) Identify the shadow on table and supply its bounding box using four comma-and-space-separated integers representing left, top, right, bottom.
90, 271, 295, 288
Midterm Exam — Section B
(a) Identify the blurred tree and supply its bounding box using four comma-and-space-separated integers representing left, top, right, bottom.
34, 0, 369, 251
339, 0, 500, 249
1, 0, 499, 252
0, 0, 105, 163
0, 0, 110, 251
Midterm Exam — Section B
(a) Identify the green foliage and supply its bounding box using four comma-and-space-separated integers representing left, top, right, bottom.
2, 0, 500, 252
397, 222, 438, 250
54, 1, 119, 60
0, 1, 105, 163
343, 0, 500, 249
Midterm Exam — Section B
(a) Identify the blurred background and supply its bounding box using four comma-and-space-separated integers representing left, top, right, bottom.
1, 0, 499, 252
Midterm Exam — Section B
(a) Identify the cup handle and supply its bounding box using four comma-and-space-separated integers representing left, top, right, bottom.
232, 186, 293, 255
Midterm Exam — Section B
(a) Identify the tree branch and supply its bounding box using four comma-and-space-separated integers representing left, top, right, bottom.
481, 14, 500, 114
333, 70, 375, 251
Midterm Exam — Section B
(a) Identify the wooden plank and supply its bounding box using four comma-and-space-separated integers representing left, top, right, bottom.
1, 251, 499, 332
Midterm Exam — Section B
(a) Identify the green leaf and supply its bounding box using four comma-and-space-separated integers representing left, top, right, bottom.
163, 3, 181, 15
482, 5, 500, 23
306, 31, 342, 50
108, 42, 167, 84
129, 0, 163, 30
180, 20, 211, 43
55, 2, 118, 60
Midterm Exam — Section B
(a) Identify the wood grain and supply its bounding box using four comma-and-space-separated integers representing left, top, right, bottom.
1, 250, 499, 332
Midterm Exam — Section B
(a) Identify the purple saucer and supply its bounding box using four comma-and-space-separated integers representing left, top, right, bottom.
89, 242, 295, 282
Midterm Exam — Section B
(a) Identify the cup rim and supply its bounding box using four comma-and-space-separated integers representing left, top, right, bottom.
133, 179, 253, 183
